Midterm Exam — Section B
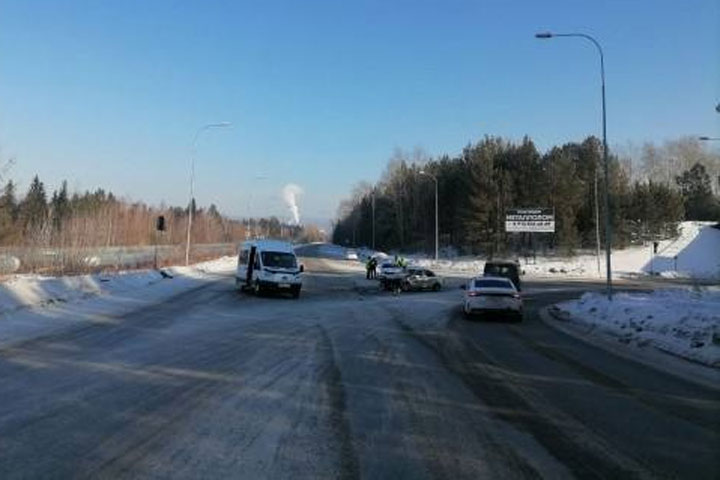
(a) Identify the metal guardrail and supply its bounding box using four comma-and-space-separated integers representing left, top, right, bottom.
0, 243, 237, 273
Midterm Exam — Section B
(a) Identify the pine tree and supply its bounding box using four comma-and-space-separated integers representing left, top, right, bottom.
0, 180, 19, 244
51, 180, 70, 233
545, 147, 584, 251
208, 203, 221, 219
676, 163, 720, 220
19, 175, 48, 234
463, 138, 502, 254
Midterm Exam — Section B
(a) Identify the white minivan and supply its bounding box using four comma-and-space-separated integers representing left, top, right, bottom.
236, 240, 303, 298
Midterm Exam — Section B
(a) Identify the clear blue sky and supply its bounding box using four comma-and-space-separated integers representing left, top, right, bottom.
1, 0, 718, 225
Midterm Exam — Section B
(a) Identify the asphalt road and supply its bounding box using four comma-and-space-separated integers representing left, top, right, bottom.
0, 267, 717, 479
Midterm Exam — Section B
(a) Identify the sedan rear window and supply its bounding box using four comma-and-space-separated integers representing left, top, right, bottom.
474, 279, 513, 289
484, 264, 517, 275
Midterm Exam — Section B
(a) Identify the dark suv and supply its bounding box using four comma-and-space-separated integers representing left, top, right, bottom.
483, 260, 522, 291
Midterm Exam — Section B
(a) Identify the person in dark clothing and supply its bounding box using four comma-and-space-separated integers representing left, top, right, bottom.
369, 257, 377, 279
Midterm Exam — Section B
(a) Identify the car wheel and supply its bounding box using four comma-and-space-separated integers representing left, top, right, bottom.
432, 282, 441, 291
291, 286, 301, 299
513, 311, 523, 323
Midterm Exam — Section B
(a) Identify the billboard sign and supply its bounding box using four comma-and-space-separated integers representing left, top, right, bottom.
505, 208, 555, 233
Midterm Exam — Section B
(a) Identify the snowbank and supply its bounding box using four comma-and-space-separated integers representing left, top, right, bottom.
409, 222, 720, 280
554, 288, 720, 367
0, 257, 236, 348
642, 222, 720, 280
411, 254, 634, 278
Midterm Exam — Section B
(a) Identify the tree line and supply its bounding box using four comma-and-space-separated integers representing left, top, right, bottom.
0, 174, 325, 255
332, 135, 720, 256
0, 176, 249, 249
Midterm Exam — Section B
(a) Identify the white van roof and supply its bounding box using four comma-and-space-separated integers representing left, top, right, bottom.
240, 239, 296, 254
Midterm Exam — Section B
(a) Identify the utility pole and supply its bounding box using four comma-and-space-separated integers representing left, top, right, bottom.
185, 122, 231, 265
419, 170, 439, 260
371, 189, 376, 251
536, 31, 613, 299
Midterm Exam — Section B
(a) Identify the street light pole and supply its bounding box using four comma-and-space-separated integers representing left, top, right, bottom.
371, 188, 376, 250
247, 174, 267, 239
185, 122, 231, 265
536, 31, 613, 300
419, 170, 439, 261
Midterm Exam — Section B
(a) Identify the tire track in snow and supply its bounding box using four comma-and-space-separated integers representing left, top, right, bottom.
389, 309, 654, 479
316, 325, 360, 480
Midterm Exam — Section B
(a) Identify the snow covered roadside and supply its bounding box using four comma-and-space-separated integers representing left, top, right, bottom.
553, 288, 720, 368
0, 256, 237, 349
411, 253, 640, 279
404, 222, 720, 281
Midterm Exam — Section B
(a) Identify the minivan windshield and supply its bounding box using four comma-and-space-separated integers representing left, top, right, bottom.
261, 252, 297, 269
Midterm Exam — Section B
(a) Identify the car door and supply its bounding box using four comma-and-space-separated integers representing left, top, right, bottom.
416, 270, 427, 288
424, 270, 436, 288
404, 269, 417, 287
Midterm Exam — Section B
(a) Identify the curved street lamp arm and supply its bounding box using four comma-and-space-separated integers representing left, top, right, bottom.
549, 33, 605, 87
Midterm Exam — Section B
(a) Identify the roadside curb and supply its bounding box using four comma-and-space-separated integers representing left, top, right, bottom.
539, 305, 720, 392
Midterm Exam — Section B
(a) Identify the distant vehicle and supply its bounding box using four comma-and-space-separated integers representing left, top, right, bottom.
377, 261, 404, 280
461, 276, 523, 321
403, 267, 442, 291
236, 240, 303, 298
357, 248, 389, 262
377, 261, 407, 292
483, 260, 522, 291
345, 249, 359, 261
356, 247, 370, 261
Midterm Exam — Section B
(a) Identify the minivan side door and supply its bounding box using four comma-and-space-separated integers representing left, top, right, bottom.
238, 248, 249, 284
247, 246, 258, 284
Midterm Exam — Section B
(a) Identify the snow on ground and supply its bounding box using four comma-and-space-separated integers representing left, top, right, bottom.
643, 222, 720, 279
411, 252, 640, 278
0, 256, 237, 348
554, 288, 720, 367
408, 222, 720, 281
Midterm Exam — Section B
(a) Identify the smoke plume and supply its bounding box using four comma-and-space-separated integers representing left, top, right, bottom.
282, 183, 303, 225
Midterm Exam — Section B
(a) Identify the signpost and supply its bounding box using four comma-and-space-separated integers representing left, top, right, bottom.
154, 215, 166, 270
505, 208, 555, 233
